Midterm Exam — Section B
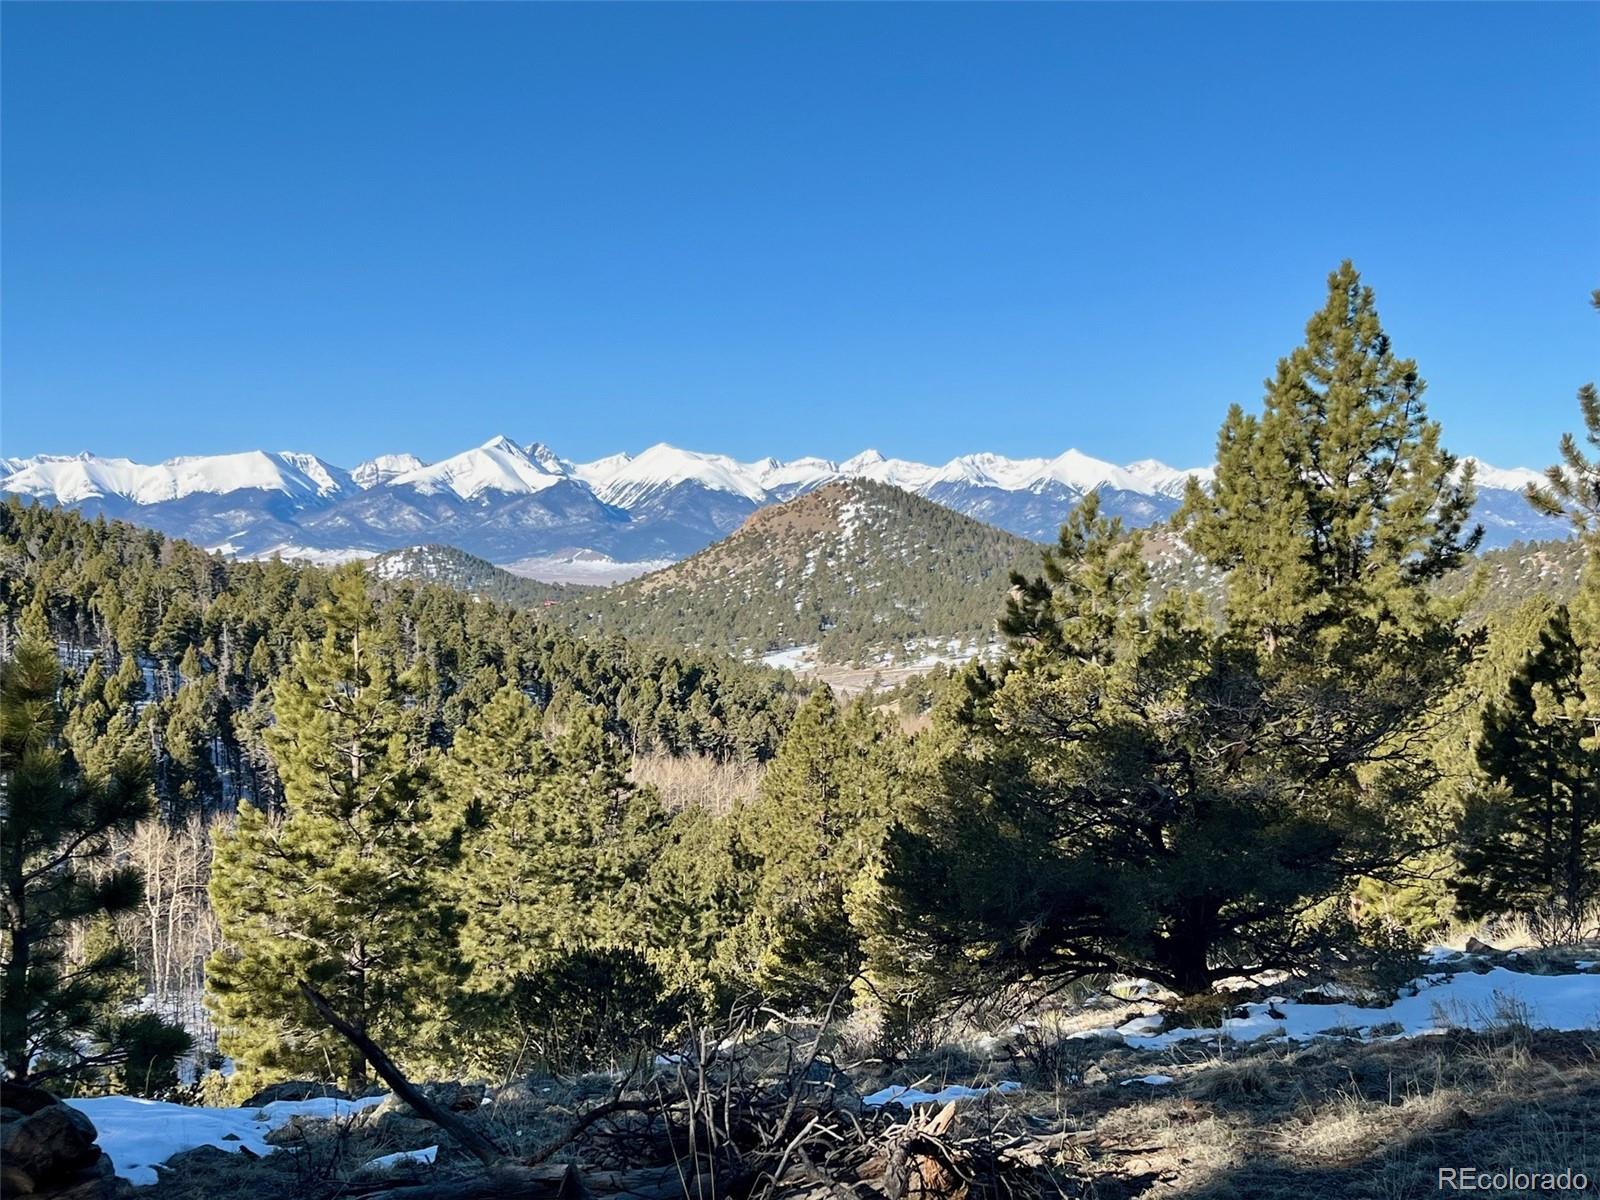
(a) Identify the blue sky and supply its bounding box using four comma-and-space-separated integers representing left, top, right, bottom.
3, 3, 1595, 470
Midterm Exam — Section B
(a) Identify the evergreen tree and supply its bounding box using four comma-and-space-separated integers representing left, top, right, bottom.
871, 265, 1477, 996
1454, 288, 1600, 942
737, 689, 901, 1007
206, 564, 455, 1091
1455, 608, 1600, 940
445, 686, 669, 1071
1, 640, 186, 1085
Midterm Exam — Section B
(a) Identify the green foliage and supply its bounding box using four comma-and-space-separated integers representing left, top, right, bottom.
443, 685, 671, 1073
0, 498, 799, 829
1455, 607, 1600, 940
870, 263, 1477, 997
0, 639, 188, 1086
564, 480, 1038, 664
734, 689, 905, 1008
1455, 290, 1600, 943
206, 565, 458, 1091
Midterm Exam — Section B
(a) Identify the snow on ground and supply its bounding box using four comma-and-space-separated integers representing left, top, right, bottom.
237, 544, 379, 566
863, 1081, 1021, 1108
1073, 966, 1600, 1049
502, 553, 673, 585
66, 1094, 386, 1186
363, 1144, 438, 1171
758, 645, 819, 673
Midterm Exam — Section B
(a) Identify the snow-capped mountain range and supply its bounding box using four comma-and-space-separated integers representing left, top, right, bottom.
0, 438, 1563, 573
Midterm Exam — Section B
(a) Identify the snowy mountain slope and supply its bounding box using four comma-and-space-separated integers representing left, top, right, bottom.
1, 450, 351, 506
386, 435, 566, 500
1, 438, 1561, 564
352, 452, 427, 489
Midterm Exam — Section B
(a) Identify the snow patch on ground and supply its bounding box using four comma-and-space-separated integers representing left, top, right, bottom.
1077, 966, 1600, 1049
238, 544, 379, 566
66, 1094, 386, 1186
759, 645, 819, 673
502, 553, 672, 585
863, 1081, 1021, 1108
363, 1144, 438, 1171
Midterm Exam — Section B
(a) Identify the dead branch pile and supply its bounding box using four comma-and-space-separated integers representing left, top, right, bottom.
301, 986, 1089, 1200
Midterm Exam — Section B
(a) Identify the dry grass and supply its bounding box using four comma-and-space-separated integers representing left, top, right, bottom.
631, 752, 765, 815
140, 1018, 1600, 1200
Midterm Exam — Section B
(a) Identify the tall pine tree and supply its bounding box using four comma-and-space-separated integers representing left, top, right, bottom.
871, 265, 1478, 996
737, 688, 902, 1008
444, 686, 668, 1071
206, 564, 455, 1091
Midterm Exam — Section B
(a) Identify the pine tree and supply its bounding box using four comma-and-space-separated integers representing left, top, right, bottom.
206, 564, 455, 1091
871, 265, 1476, 997
1, 640, 185, 1084
1453, 288, 1600, 942
737, 689, 901, 1007
445, 686, 668, 1071
1455, 608, 1600, 940
1183, 260, 1479, 648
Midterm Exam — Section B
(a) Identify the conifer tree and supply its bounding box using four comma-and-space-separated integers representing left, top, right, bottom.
737, 688, 901, 1007
1455, 608, 1600, 940
871, 265, 1477, 996
206, 564, 454, 1091
1, 640, 187, 1084
446, 686, 668, 1070
1454, 289, 1600, 941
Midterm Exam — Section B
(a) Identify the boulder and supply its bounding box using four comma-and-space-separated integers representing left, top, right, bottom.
363, 1081, 484, 1119
0, 1088, 130, 1199
1, 1102, 101, 1181
0, 1083, 61, 1118
242, 1080, 349, 1107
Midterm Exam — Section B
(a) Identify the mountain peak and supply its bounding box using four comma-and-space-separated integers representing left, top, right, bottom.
523, 442, 568, 474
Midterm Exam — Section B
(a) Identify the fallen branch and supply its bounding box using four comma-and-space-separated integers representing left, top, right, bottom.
298, 980, 507, 1168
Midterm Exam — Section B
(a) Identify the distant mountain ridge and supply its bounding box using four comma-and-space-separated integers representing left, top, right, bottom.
1, 437, 1563, 567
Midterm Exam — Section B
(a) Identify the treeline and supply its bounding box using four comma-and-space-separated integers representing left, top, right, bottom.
2, 265, 1596, 1101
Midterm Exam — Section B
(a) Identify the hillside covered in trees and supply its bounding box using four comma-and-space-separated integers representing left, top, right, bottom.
558, 479, 1040, 663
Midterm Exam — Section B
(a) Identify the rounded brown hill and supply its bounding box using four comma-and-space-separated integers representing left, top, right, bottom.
561, 478, 1039, 665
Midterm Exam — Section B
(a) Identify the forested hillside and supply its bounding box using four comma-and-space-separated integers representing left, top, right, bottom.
369, 542, 595, 608
560, 479, 1040, 663
0, 499, 798, 823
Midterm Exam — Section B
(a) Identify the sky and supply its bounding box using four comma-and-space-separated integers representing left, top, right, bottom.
2, 3, 1595, 471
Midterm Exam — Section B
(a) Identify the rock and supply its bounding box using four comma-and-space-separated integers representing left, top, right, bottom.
0, 1083, 61, 1118
364, 1081, 484, 1119
47, 1154, 132, 1200
1, 1102, 102, 1182
1463, 936, 1499, 955
161, 1144, 242, 1172
0, 1090, 130, 1200
242, 1080, 349, 1107
492, 1077, 555, 1106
